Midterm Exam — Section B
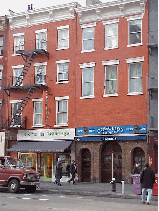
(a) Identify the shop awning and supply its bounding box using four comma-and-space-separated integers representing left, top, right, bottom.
6, 141, 72, 152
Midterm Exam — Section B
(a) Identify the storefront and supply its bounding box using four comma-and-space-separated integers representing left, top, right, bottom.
75, 125, 148, 183
7, 128, 75, 182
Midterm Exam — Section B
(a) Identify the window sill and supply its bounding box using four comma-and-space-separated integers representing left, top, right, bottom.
81, 49, 95, 53
103, 94, 118, 97
56, 47, 69, 51
104, 47, 118, 50
35, 82, 46, 85
0, 55, 3, 59
54, 124, 68, 127
80, 96, 95, 99
127, 92, 143, 96
56, 81, 69, 84
127, 43, 143, 47
12, 54, 21, 56
32, 125, 44, 128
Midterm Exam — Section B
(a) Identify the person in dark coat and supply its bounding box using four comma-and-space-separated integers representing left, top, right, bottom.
67, 160, 77, 185
140, 162, 155, 205
55, 158, 63, 186
132, 162, 140, 174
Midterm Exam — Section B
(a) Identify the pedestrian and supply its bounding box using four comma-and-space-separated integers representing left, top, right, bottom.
55, 158, 63, 186
67, 160, 77, 185
132, 162, 140, 174
140, 162, 155, 205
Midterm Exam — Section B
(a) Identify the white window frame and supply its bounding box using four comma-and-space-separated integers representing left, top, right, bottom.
102, 60, 119, 97
55, 96, 69, 127
12, 65, 24, 86
10, 100, 23, 127
33, 62, 47, 85
13, 33, 24, 55
57, 25, 69, 50
103, 19, 119, 50
126, 56, 144, 95
35, 29, 47, 50
56, 60, 70, 84
0, 36, 3, 56
32, 98, 43, 127
81, 22, 96, 53
126, 14, 143, 47
0, 65, 3, 88
79, 62, 95, 99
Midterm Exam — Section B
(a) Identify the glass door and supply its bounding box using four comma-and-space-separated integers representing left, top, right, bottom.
45, 154, 53, 181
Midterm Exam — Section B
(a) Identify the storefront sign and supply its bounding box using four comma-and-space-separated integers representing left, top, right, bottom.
139, 125, 147, 133
87, 125, 135, 135
17, 129, 75, 141
77, 127, 84, 135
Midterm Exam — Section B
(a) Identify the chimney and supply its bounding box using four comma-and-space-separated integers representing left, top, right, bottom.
31, 4, 33, 10
28, 5, 30, 10
86, 0, 102, 6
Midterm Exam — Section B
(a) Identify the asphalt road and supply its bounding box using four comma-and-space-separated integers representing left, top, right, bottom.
0, 188, 158, 211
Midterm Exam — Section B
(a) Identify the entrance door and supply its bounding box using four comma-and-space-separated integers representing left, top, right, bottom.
101, 142, 122, 183
81, 148, 91, 182
45, 154, 53, 181
133, 147, 145, 172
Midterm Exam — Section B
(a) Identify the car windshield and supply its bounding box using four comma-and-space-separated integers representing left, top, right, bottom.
7, 158, 25, 169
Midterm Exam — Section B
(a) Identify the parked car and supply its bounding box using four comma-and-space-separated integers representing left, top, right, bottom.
0, 156, 40, 193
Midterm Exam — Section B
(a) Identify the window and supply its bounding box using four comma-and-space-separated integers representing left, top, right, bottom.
82, 23, 96, 52
11, 102, 22, 126
33, 100, 43, 127
0, 36, 3, 55
126, 56, 144, 95
12, 66, 24, 86
127, 15, 143, 46
34, 62, 47, 85
0, 66, 3, 87
57, 25, 69, 50
103, 19, 119, 50
13, 33, 24, 54
35, 29, 47, 50
56, 60, 70, 83
55, 96, 69, 126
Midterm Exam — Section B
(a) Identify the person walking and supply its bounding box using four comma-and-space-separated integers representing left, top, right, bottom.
67, 160, 77, 185
55, 158, 63, 186
140, 162, 155, 205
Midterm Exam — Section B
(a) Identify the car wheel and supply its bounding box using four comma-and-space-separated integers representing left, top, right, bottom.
25, 185, 36, 193
8, 179, 20, 193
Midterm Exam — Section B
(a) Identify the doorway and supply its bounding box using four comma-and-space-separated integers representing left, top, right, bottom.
81, 148, 91, 182
132, 147, 145, 172
45, 154, 53, 181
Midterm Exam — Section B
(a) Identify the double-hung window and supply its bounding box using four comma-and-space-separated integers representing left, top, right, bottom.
0, 65, 3, 87
103, 19, 119, 50
35, 29, 47, 50
11, 101, 22, 126
57, 25, 69, 50
126, 56, 144, 95
56, 60, 70, 83
81, 22, 96, 52
80, 62, 95, 98
127, 15, 143, 46
13, 33, 24, 54
34, 62, 47, 85
0, 36, 3, 55
55, 96, 69, 126
102, 60, 119, 97
12, 65, 24, 86
32, 99, 43, 127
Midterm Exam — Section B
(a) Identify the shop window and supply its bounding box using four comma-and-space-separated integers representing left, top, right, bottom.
56, 60, 69, 83
21, 153, 37, 171
33, 99, 43, 127
34, 62, 47, 85
13, 33, 24, 54
0, 36, 3, 55
57, 25, 69, 50
55, 96, 68, 126
35, 29, 47, 50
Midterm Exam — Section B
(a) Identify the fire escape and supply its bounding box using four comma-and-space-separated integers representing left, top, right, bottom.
2, 48, 49, 129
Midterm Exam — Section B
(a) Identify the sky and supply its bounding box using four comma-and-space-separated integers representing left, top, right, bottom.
1, 0, 112, 16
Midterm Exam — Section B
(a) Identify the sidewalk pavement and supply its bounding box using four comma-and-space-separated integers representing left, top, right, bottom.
38, 180, 158, 201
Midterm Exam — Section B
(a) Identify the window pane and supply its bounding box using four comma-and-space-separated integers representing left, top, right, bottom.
63, 101, 67, 112
83, 68, 93, 82
106, 36, 117, 49
35, 114, 42, 125
63, 113, 67, 123
58, 101, 63, 112
130, 78, 142, 93
83, 40, 94, 51
106, 80, 117, 94
105, 24, 117, 37
57, 113, 62, 124
130, 63, 142, 77
106, 66, 117, 79
129, 20, 141, 44
83, 27, 94, 39
83, 82, 93, 96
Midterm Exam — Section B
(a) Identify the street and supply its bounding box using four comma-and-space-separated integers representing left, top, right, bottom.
0, 189, 157, 211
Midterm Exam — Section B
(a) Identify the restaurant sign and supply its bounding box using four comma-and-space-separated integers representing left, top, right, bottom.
17, 129, 75, 141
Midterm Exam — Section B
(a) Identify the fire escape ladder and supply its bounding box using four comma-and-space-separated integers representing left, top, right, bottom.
14, 52, 37, 87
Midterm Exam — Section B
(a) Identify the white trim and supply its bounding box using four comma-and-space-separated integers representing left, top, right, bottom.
32, 98, 43, 102
80, 96, 95, 99
104, 47, 118, 51
55, 96, 69, 101
103, 19, 119, 25
12, 54, 21, 56
56, 47, 70, 51
81, 49, 95, 53
54, 124, 68, 127
12, 65, 24, 69
33, 62, 47, 67
10, 100, 23, 103
81, 22, 96, 28
32, 125, 44, 128
56, 81, 69, 84
127, 43, 143, 47
57, 25, 69, 30
102, 60, 119, 66
56, 60, 70, 64
103, 94, 118, 97
35, 29, 47, 34
126, 14, 144, 21
79, 62, 95, 69
13, 33, 24, 37
127, 92, 143, 96
126, 56, 144, 63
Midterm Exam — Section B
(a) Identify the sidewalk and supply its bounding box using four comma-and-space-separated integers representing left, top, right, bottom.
38, 180, 158, 201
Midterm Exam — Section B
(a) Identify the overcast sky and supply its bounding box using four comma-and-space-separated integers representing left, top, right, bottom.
1, 0, 112, 16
